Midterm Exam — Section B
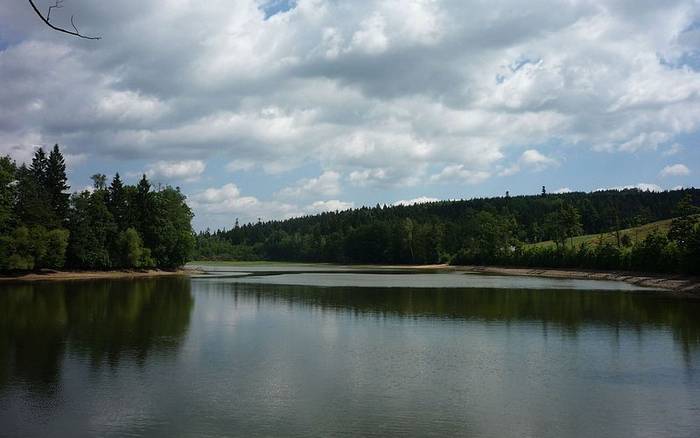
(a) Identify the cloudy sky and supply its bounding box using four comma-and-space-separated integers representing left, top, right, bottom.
1, 0, 699, 230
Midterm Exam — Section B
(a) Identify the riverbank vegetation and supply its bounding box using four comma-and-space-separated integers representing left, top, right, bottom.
194, 188, 700, 275
0, 146, 194, 272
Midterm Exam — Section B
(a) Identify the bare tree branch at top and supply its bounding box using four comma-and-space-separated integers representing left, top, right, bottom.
28, 0, 101, 40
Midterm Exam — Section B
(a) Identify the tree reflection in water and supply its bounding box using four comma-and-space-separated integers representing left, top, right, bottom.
0, 278, 193, 397
205, 282, 700, 364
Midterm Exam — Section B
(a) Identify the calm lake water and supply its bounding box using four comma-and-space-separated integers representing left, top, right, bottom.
1, 267, 699, 437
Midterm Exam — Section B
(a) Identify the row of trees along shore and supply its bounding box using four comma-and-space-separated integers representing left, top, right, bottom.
0, 146, 194, 271
195, 188, 700, 275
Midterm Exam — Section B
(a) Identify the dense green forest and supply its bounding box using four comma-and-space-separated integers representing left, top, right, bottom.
0, 146, 194, 271
194, 188, 700, 274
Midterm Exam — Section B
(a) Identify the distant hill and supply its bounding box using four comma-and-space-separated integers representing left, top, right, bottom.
195, 188, 700, 268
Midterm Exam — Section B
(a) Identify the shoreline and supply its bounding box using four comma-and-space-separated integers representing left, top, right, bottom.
2, 263, 698, 297
453, 265, 700, 295
0, 268, 201, 282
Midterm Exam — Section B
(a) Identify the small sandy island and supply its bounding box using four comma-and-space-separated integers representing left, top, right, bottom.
0, 268, 203, 282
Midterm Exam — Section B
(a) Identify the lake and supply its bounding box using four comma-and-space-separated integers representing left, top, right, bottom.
1, 266, 699, 437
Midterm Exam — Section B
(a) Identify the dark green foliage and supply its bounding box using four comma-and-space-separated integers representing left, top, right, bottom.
144, 187, 194, 268
115, 227, 153, 268
5, 227, 35, 270
452, 211, 518, 265
14, 164, 55, 228
668, 195, 699, 250
195, 188, 700, 275
65, 178, 193, 270
620, 234, 632, 247
42, 229, 70, 268
135, 174, 152, 230
108, 173, 128, 230
14, 147, 70, 229
544, 203, 583, 248
0, 156, 17, 234
30, 148, 48, 185
1, 145, 194, 273
0, 226, 68, 271
684, 226, 700, 275
91, 173, 107, 190
67, 190, 116, 269
46, 145, 70, 224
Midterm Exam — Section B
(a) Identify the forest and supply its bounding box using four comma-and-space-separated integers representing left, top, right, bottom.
2, 145, 698, 275
194, 187, 700, 275
0, 146, 194, 271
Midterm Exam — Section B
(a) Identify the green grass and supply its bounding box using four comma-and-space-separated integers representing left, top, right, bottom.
525, 217, 680, 250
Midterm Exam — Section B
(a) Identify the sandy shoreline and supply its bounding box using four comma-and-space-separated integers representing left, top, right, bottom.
378, 263, 700, 295
453, 265, 700, 295
2, 264, 698, 296
0, 268, 201, 282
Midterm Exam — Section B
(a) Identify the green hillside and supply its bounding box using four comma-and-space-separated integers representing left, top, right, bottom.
526, 217, 682, 249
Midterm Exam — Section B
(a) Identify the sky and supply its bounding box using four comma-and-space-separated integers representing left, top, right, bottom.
1, 0, 699, 230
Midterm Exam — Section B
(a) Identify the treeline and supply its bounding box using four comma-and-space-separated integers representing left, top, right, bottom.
452, 196, 700, 275
0, 146, 194, 271
194, 188, 700, 274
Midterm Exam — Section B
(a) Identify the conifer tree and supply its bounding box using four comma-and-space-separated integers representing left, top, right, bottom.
46, 144, 70, 224
14, 164, 54, 227
108, 173, 128, 230
30, 147, 48, 185
0, 156, 17, 234
135, 174, 154, 248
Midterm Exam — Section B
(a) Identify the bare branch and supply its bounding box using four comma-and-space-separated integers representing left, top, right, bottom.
70, 15, 79, 34
28, 0, 100, 40
46, 0, 63, 22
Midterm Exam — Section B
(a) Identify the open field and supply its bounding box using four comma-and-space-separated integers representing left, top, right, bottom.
525, 217, 680, 249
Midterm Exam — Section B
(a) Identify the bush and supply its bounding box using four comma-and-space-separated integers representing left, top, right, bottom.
115, 228, 158, 269
41, 228, 69, 269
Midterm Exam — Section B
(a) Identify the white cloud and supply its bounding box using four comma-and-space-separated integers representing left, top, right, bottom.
146, 160, 206, 181
521, 149, 557, 168
189, 182, 353, 227
500, 149, 558, 176
2, 0, 700, 219
276, 170, 342, 199
349, 12, 389, 55
393, 196, 440, 206
553, 187, 572, 194
190, 183, 298, 223
226, 159, 256, 172
662, 143, 683, 156
659, 163, 691, 177
305, 200, 354, 213
430, 165, 490, 185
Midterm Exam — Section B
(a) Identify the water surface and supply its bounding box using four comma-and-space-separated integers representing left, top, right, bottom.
1, 268, 699, 437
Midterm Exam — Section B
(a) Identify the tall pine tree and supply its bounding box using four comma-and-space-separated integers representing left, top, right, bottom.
136, 174, 154, 248
46, 144, 70, 224
15, 162, 54, 227
30, 147, 48, 186
108, 173, 128, 230
0, 156, 17, 234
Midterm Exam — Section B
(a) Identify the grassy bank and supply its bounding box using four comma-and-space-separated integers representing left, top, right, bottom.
525, 216, 698, 250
